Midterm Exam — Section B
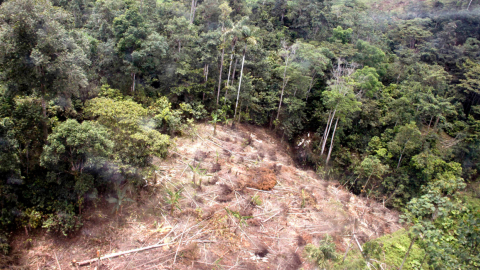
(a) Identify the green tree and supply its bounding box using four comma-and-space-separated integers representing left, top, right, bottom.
40, 119, 113, 214
387, 122, 422, 170
85, 97, 170, 168
319, 60, 361, 165
40, 119, 113, 175
355, 155, 390, 198
0, 0, 90, 138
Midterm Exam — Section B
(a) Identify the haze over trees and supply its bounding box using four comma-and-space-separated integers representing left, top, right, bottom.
0, 0, 480, 267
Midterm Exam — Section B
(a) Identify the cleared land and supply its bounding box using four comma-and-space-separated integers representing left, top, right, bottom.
7, 124, 401, 269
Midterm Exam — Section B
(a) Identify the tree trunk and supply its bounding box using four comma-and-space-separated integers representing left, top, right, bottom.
319, 110, 332, 151
399, 236, 418, 270
305, 72, 316, 101
397, 152, 404, 170
276, 54, 290, 121
231, 58, 238, 85
234, 45, 246, 122
321, 109, 336, 156
326, 117, 339, 165
41, 97, 48, 139
225, 58, 238, 105
467, 0, 473, 10
204, 64, 208, 102
434, 115, 440, 130
217, 44, 225, 105
190, 0, 197, 23
189, 0, 194, 22
40, 83, 48, 139
226, 46, 235, 87
428, 115, 434, 130
396, 139, 410, 170
131, 72, 136, 93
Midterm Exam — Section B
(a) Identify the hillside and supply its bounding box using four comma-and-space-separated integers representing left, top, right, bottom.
6, 124, 401, 269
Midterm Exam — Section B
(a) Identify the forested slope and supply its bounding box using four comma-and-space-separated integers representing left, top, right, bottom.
1, 0, 480, 268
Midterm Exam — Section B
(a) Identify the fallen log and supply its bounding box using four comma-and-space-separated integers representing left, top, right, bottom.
75, 243, 173, 266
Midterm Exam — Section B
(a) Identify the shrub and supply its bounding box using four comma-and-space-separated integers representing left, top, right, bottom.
304, 234, 338, 267
42, 205, 82, 236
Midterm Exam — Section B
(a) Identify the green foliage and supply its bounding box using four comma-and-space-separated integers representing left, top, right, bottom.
330, 26, 353, 44
150, 96, 184, 135
42, 204, 82, 237
98, 84, 124, 100
251, 194, 262, 206
304, 234, 338, 268
164, 186, 183, 216
40, 119, 114, 174
0, 231, 10, 255
0, 0, 479, 263
106, 184, 134, 215
368, 229, 426, 269
224, 207, 253, 226
188, 162, 208, 187
352, 66, 383, 98
85, 97, 170, 167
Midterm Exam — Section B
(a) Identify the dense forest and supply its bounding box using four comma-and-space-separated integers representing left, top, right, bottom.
1, 0, 480, 268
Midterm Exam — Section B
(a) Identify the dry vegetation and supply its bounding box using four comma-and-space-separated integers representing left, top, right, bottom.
6, 124, 401, 269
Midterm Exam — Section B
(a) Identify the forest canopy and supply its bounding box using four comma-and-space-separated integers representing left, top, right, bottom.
0, 0, 479, 267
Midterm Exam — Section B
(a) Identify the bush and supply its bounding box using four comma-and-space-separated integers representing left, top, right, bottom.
304, 234, 338, 267
42, 205, 82, 237
0, 231, 9, 255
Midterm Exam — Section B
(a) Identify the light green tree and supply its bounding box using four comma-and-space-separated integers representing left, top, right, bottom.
85, 97, 170, 168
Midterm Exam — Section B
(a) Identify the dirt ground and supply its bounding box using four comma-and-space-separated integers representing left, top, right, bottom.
4, 123, 401, 269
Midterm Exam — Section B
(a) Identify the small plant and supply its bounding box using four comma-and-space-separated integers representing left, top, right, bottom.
106, 184, 134, 215
209, 111, 221, 136
0, 232, 10, 255
225, 207, 253, 226
304, 234, 338, 268
220, 109, 233, 126
165, 187, 183, 216
186, 118, 197, 142
188, 162, 208, 188
301, 189, 307, 208
42, 206, 83, 237
251, 194, 262, 206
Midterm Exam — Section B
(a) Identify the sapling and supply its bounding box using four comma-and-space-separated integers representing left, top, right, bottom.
165, 187, 183, 216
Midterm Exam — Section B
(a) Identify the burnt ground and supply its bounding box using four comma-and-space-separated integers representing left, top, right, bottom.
4, 123, 401, 269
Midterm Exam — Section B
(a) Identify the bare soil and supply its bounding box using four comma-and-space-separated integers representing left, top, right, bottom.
4, 123, 401, 269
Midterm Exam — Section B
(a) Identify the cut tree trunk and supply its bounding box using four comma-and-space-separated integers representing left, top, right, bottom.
76, 243, 172, 266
